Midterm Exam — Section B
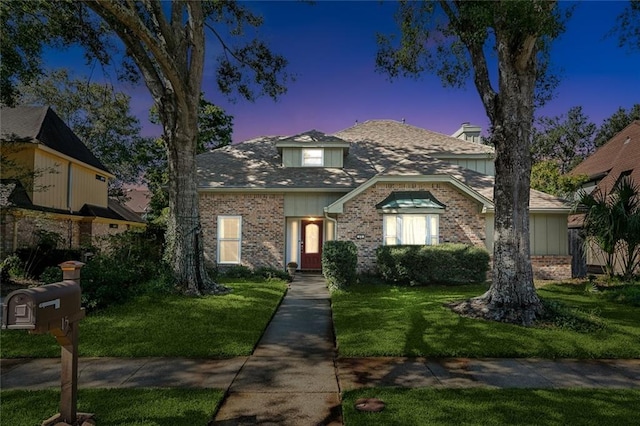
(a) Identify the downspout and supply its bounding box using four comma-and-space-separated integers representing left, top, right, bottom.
324, 208, 337, 240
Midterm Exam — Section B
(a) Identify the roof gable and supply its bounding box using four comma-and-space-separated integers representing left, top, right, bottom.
1, 106, 111, 174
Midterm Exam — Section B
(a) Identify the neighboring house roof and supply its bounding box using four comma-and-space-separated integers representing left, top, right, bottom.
0, 179, 144, 223
196, 123, 568, 212
0, 106, 111, 175
570, 120, 640, 194
121, 184, 151, 215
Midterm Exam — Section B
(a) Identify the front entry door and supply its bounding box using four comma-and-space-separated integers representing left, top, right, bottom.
301, 220, 323, 270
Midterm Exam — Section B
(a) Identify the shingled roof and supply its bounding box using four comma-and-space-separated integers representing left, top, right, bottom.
570, 120, 640, 194
196, 124, 567, 211
1, 106, 111, 174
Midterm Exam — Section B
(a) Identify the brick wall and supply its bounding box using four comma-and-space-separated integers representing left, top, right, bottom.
336, 182, 486, 272
531, 255, 572, 280
0, 209, 141, 258
199, 192, 285, 269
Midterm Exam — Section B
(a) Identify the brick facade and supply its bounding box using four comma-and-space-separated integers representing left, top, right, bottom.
530, 255, 572, 280
199, 192, 285, 270
336, 182, 486, 273
0, 208, 140, 258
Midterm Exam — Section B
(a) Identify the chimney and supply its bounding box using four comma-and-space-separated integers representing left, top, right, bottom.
452, 122, 481, 143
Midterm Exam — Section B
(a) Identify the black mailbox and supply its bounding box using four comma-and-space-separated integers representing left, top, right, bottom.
2, 281, 82, 333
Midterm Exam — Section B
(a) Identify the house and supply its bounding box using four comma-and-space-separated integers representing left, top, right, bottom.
568, 120, 640, 275
197, 119, 572, 279
1, 106, 145, 257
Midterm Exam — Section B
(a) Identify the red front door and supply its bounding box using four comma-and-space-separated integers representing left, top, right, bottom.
301, 220, 323, 270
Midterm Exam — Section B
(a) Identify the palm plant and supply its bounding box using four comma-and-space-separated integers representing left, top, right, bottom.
577, 177, 640, 279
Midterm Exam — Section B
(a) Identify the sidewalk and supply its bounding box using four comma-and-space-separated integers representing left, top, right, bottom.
2, 273, 640, 424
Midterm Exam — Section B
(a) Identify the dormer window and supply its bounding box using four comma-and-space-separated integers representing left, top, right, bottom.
302, 148, 323, 166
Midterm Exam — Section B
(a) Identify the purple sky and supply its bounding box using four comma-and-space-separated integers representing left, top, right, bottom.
46, 1, 639, 143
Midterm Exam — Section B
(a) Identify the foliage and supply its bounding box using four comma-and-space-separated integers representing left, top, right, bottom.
220, 264, 254, 279
600, 284, 640, 307
39, 265, 62, 284
376, 244, 490, 286
253, 266, 291, 282
79, 226, 169, 310
342, 388, 640, 426
322, 241, 358, 291
577, 176, 640, 279
0, 0, 112, 106
1, 388, 224, 426
0, 254, 24, 282
610, 0, 640, 53
539, 299, 605, 333
1, 280, 287, 358
530, 160, 588, 198
531, 106, 596, 173
331, 282, 640, 358
593, 104, 640, 147
13, 230, 81, 278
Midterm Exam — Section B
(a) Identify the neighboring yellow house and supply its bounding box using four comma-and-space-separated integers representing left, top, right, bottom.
1, 106, 145, 257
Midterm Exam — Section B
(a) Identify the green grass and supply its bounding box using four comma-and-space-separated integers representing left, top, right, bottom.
1, 280, 287, 358
0, 388, 224, 426
332, 283, 640, 358
342, 388, 640, 426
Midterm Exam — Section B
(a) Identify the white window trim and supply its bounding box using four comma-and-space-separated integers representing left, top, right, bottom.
383, 213, 440, 246
302, 148, 324, 167
217, 215, 242, 264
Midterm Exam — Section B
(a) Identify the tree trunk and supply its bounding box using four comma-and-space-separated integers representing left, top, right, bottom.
160, 95, 228, 296
450, 29, 543, 326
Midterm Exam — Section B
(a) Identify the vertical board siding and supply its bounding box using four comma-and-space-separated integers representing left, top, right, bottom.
70, 164, 108, 210
485, 213, 568, 256
33, 150, 68, 209
283, 192, 344, 216
324, 148, 343, 168
445, 158, 495, 176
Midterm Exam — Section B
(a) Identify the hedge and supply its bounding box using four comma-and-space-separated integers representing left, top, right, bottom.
376, 243, 490, 285
322, 241, 358, 290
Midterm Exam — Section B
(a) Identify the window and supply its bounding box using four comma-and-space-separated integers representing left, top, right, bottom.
383, 214, 439, 246
217, 216, 242, 264
302, 148, 323, 166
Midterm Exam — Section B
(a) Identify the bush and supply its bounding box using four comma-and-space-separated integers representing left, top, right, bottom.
322, 241, 358, 291
254, 266, 291, 282
376, 243, 490, 285
39, 266, 63, 284
1, 254, 24, 282
220, 265, 254, 279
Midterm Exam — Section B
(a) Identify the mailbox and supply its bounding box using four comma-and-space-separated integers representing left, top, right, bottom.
2, 281, 82, 333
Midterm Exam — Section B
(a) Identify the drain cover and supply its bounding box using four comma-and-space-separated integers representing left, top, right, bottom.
354, 398, 385, 412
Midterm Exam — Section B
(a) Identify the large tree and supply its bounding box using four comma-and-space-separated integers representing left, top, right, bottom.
378, 1, 569, 325
2, 1, 290, 295
80, 1, 289, 295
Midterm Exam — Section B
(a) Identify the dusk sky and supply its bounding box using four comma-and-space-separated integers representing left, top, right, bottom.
45, 1, 639, 143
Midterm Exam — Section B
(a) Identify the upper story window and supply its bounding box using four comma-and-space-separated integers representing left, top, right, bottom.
302, 148, 323, 166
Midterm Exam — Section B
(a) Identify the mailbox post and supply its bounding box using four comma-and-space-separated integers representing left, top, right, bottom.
1, 260, 92, 426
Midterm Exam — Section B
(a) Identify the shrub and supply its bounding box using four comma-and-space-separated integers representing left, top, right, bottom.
39, 266, 63, 284
254, 266, 291, 282
322, 241, 358, 291
1, 254, 24, 282
220, 265, 254, 279
376, 243, 490, 285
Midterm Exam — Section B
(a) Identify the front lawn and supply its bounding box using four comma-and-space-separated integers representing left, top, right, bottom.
1, 388, 223, 426
1, 280, 287, 358
342, 388, 640, 426
332, 283, 640, 358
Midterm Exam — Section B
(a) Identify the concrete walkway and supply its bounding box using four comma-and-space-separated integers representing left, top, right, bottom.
2, 273, 640, 424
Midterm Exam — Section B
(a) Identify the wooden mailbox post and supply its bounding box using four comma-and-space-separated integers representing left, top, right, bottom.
2, 260, 92, 425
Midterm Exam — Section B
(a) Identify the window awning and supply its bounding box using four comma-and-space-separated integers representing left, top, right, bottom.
375, 191, 446, 210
